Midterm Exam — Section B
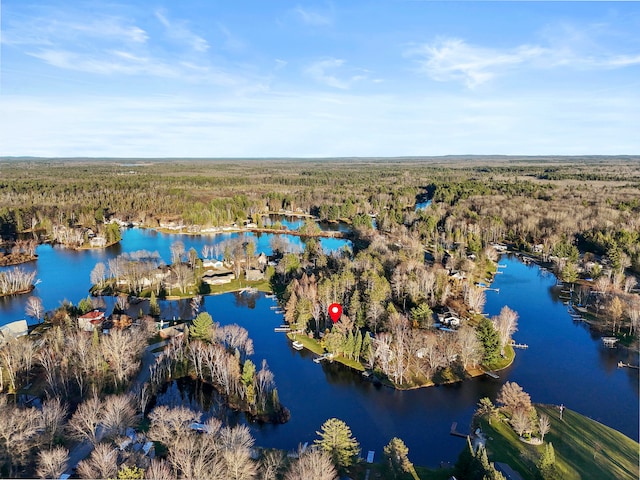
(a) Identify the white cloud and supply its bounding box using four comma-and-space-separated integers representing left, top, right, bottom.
293, 5, 332, 26
154, 9, 209, 53
1, 14, 148, 47
304, 58, 366, 89
407, 34, 640, 88
406, 38, 545, 88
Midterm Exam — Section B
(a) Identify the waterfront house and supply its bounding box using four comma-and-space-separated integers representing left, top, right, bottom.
89, 235, 107, 248
202, 259, 224, 269
78, 310, 105, 331
202, 268, 234, 285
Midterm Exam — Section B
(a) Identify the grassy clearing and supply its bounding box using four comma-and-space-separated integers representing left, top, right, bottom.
286, 333, 324, 355
286, 333, 365, 370
483, 344, 515, 371
479, 405, 639, 480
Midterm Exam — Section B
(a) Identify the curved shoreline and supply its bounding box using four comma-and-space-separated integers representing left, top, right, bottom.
0, 254, 38, 267
0, 285, 35, 298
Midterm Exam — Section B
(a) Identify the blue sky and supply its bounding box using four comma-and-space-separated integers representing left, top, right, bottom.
1, 1, 639, 157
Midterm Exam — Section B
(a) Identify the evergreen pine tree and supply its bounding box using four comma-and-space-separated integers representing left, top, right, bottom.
190, 312, 214, 342
314, 418, 360, 470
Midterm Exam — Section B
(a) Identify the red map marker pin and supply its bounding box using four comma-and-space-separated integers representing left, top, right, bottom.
328, 303, 342, 323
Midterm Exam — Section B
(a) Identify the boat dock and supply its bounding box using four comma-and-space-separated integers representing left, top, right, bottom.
274, 326, 290, 332
602, 337, 619, 348
618, 361, 639, 370
314, 353, 334, 363
509, 341, 529, 349
450, 422, 468, 438
484, 370, 499, 379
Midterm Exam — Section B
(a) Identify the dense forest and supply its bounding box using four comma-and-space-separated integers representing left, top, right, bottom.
1, 157, 638, 271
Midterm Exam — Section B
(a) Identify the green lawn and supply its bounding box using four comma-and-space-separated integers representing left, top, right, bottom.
286, 333, 365, 371
479, 404, 640, 480
482, 343, 515, 371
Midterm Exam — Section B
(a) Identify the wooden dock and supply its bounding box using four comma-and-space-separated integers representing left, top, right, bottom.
450, 422, 468, 438
509, 341, 529, 349
618, 361, 640, 370
602, 337, 619, 348
484, 370, 499, 379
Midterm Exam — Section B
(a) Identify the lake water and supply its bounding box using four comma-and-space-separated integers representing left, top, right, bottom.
183, 255, 637, 466
1, 232, 637, 467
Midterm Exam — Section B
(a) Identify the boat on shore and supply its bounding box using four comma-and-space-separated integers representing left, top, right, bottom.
292, 340, 304, 350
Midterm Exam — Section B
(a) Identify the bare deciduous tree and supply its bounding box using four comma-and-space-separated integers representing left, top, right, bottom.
493, 306, 519, 355
222, 446, 258, 480
285, 449, 338, 480
36, 446, 69, 479
144, 459, 175, 480
457, 325, 483, 369
170, 240, 186, 265
511, 408, 532, 437
259, 450, 286, 480
41, 398, 68, 448
25, 295, 44, 322
90, 262, 107, 288
464, 283, 486, 313
67, 395, 102, 445
497, 381, 532, 415
101, 394, 137, 439
101, 328, 143, 389
76, 442, 118, 480
148, 405, 201, 451
539, 413, 551, 443
0, 398, 41, 476
0, 337, 34, 393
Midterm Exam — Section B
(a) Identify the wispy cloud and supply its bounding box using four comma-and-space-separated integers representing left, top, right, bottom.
154, 9, 209, 52
1, 13, 148, 47
28, 49, 175, 77
3, 7, 251, 87
406, 33, 640, 88
292, 5, 332, 26
406, 38, 544, 88
304, 58, 366, 89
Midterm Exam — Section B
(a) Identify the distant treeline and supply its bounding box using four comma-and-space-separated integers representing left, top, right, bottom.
0, 158, 639, 270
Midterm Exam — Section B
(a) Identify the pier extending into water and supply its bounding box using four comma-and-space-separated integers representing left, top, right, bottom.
450, 422, 469, 439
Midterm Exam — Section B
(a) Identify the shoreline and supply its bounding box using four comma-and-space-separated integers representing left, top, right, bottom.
0, 284, 35, 298
0, 254, 38, 267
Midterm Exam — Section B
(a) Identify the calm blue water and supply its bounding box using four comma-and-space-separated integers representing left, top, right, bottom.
191, 257, 638, 466
1, 237, 637, 466
483, 257, 638, 442
0, 227, 351, 324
